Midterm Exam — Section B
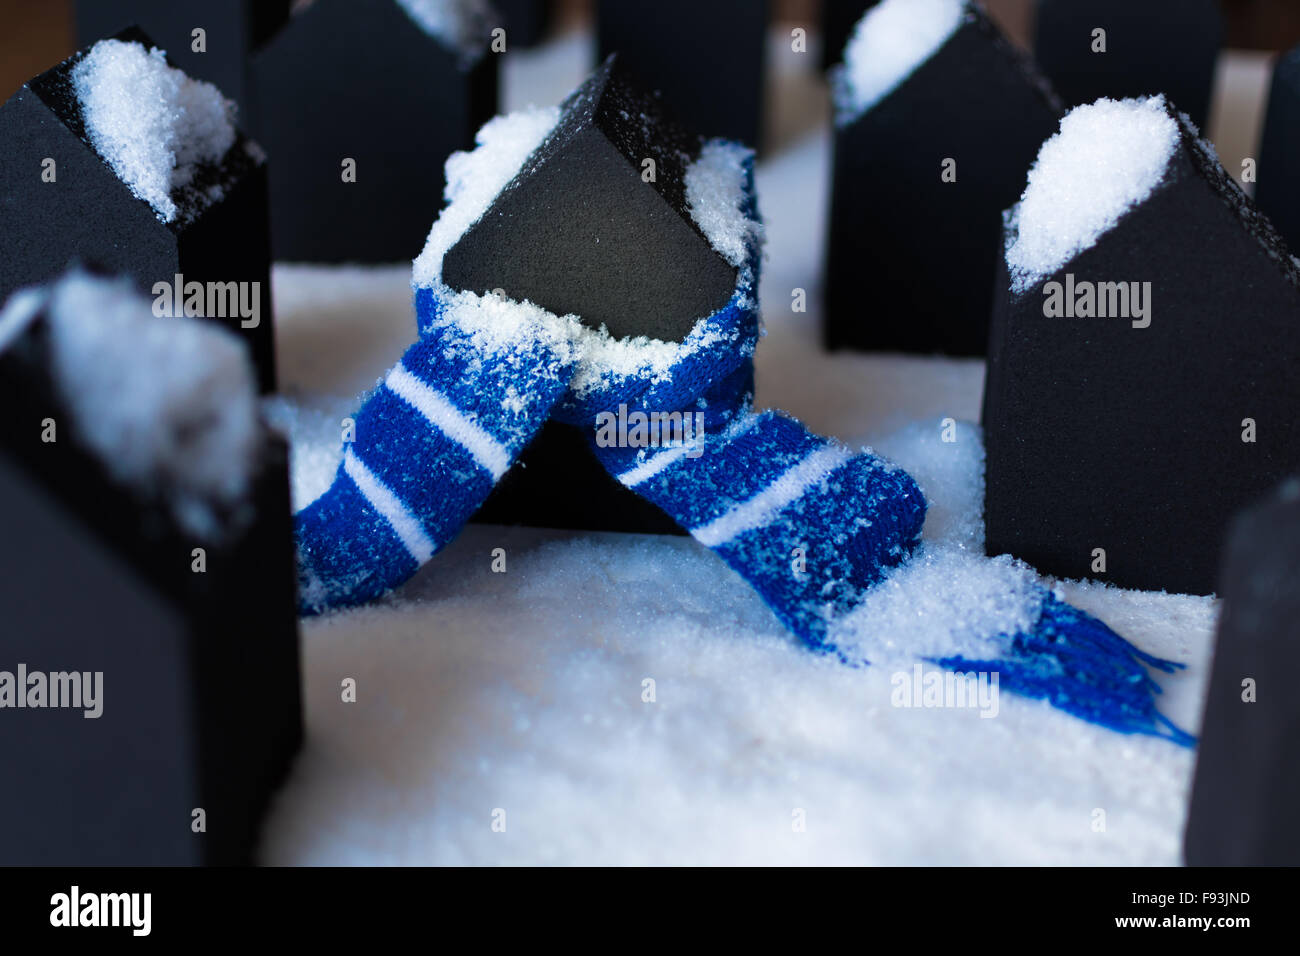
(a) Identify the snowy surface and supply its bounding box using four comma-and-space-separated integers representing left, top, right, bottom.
833, 0, 968, 123
254, 29, 1248, 866
73, 39, 237, 224
1, 272, 258, 540
1006, 96, 1180, 294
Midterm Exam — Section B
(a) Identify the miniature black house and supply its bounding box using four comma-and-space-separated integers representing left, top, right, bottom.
74, 0, 292, 130
1034, 0, 1223, 130
1184, 479, 1300, 866
496, 0, 551, 48
444, 55, 739, 533
249, 0, 499, 263
1255, 44, 1300, 254
983, 100, 1300, 595
595, 0, 769, 150
443, 56, 737, 342
825, 1, 1060, 355
0, 28, 277, 393
0, 274, 301, 866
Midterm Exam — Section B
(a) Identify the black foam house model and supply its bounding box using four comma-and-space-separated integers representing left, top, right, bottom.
595, 0, 768, 150
73, 0, 292, 130
1184, 479, 1300, 866
983, 99, 1300, 595
0, 27, 277, 392
495, 0, 551, 48
825, 1, 1060, 355
1034, 0, 1223, 130
1255, 44, 1300, 254
0, 272, 301, 866
443, 54, 740, 533
249, 0, 500, 263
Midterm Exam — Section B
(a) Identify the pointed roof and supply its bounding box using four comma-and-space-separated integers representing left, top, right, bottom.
442, 54, 738, 342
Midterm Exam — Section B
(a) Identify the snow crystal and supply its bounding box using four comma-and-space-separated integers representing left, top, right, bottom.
40, 272, 258, 539
833, 0, 968, 123
413, 107, 759, 398
686, 139, 763, 269
395, 0, 494, 63
426, 286, 579, 364
1006, 96, 1180, 294
830, 416, 1043, 666
867, 418, 984, 550
832, 549, 1045, 665
72, 38, 237, 224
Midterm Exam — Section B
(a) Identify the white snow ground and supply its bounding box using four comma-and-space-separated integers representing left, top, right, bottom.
257, 26, 1259, 866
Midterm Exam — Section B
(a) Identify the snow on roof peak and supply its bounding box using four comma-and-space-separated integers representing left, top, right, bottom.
72, 38, 238, 224
1006, 96, 1180, 293
834, 0, 969, 123
395, 0, 495, 61
0, 272, 261, 539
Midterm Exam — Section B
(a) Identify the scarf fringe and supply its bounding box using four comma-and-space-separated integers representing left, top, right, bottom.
929, 595, 1194, 744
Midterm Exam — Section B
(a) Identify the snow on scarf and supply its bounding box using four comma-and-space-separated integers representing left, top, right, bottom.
294, 109, 1192, 745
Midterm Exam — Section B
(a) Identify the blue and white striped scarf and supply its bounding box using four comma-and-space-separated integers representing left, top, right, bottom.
294, 130, 1191, 745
